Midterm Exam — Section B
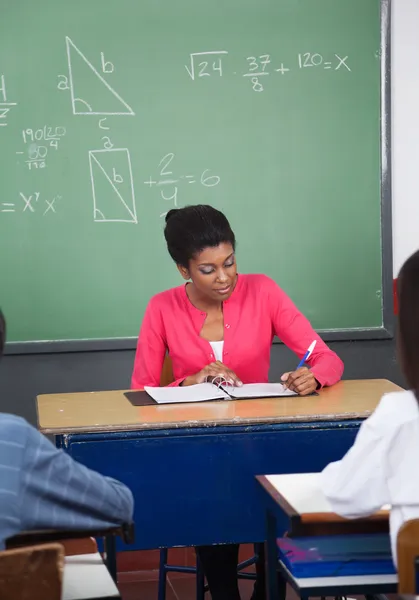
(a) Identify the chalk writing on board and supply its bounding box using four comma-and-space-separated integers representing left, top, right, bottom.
99, 118, 110, 130
100, 53, 114, 74
244, 55, 272, 75
242, 55, 289, 91
0, 193, 62, 215
101, 136, 114, 150
297, 53, 351, 71
17, 126, 67, 170
20, 192, 40, 212
89, 148, 137, 223
58, 37, 135, 116
243, 53, 351, 90
185, 51, 228, 81
26, 146, 47, 170
144, 153, 220, 218
22, 126, 66, 146
1, 203, 16, 213
0, 75, 17, 128
186, 51, 351, 91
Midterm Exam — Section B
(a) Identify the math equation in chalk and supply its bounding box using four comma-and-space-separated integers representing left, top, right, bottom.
144, 152, 220, 219
0, 192, 62, 217
15, 126, 67, 170
185, 51, 351, 92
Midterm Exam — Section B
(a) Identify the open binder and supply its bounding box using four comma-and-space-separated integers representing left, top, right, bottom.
126, 378, 301, 406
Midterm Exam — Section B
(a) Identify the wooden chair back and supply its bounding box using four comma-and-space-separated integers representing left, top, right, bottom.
160, 355, 174, 386
0, 543, 64, 600
7, 533, 97, 556
397, 518, 419, 593
58, 537, 98, 555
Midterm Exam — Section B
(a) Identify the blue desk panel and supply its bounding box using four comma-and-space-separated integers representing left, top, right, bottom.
57, 420, 360, 551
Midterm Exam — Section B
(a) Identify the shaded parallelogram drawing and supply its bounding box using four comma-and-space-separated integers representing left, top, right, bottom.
89, 148, 137, 223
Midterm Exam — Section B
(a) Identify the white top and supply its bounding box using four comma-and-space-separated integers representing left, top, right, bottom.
209, 340, 224, 362
321, 389, 419, 565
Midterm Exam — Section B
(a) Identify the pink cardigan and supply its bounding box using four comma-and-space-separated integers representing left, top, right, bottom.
131, 274, 344, 389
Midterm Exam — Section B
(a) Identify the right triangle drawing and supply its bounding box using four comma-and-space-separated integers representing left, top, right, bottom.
65, 37, 135, 116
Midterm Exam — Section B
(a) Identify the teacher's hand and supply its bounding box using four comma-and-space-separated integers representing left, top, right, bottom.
281, 367, 317, 396
182, 361, 243, 387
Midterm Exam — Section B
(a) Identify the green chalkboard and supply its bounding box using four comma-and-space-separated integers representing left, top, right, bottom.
0, 0, 392, 349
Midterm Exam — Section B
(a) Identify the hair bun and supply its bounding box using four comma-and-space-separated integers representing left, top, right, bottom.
165, 209, 179, 223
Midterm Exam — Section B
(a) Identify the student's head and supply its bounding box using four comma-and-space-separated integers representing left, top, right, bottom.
398, 249, 419, 398
164, 205, 237, 301
0, 310, 5, 359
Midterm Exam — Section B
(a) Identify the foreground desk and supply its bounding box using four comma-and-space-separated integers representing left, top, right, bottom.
63, 553, 120, 600
256, 473, 396, 600
37, 379, 400, 552
0, 547, 121, 600
6, 524, 134, 582
257, 473, 390, 536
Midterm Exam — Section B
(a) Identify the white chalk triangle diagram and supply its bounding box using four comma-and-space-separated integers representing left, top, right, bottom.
66, 37, 134, 115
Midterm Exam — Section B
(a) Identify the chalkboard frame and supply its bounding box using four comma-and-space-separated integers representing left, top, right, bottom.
5, 0, 393, 355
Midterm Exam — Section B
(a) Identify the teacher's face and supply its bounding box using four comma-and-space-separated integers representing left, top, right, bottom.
179, 242, 237, 302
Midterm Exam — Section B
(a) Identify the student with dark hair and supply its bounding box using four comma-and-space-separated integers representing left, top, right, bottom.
132, 204, 343, 600
0, 309, 134, 548
321, 248, 419, 565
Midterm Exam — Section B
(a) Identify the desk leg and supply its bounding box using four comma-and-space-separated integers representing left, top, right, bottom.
103, 535, 117, 583
196, 552, 206, 600
158, 548, 168, 600
266, 509, 286, 600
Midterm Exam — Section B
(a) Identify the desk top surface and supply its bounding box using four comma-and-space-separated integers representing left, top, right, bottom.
257, 472, 389, 523
63, 553, 120, 600
37, 379, 401, 435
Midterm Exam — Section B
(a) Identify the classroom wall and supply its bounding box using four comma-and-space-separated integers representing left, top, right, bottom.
0, 0, 414, 425
392, 0, 419, 275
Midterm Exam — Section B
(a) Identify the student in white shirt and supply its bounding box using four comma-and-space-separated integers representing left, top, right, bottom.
320, 248, 419, 565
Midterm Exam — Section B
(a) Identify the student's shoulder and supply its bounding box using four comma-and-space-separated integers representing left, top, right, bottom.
368, 390, 419, 432
0, 413, 32, 446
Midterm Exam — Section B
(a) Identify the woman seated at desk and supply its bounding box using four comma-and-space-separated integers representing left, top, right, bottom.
321, 248, 419, 566
131, 204, 344, 600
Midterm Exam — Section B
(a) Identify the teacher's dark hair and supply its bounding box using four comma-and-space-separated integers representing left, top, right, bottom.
0, 310, 5, 358
164, 205, 236, 268
397, 249, 419, 400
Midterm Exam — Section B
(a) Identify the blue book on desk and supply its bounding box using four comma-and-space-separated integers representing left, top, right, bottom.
277, 534, 396, 578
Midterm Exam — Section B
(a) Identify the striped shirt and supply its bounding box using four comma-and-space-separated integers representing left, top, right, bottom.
0, 413, 134, 549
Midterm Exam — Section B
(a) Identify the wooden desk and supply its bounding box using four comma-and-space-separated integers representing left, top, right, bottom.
257, 472, 397, 600
36, 379, 401, 552
256, 473, 390, 536
6, 524, 134, 583
63, 553, 120, 600
38, 379, 398, 434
